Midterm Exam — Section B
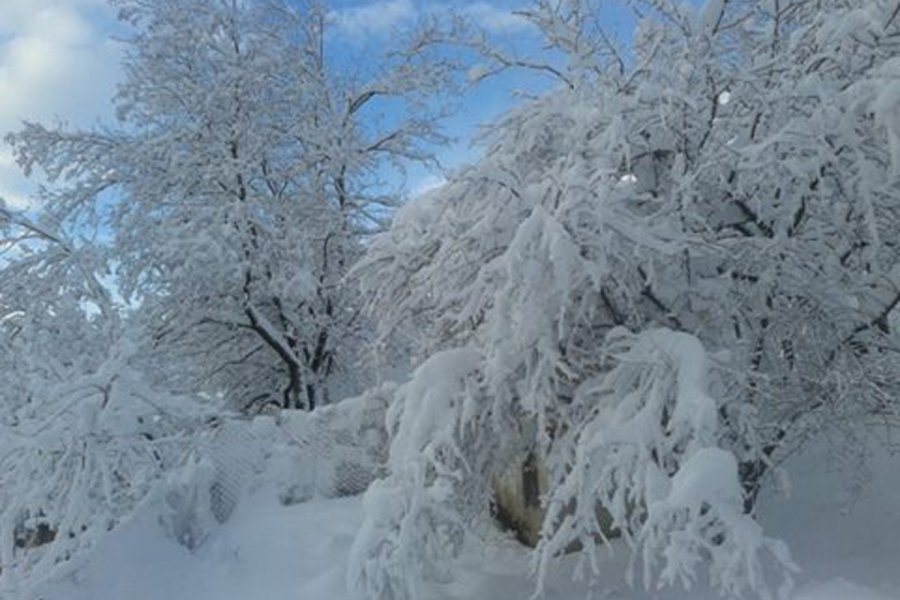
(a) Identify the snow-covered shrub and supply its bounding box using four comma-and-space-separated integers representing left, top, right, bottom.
534, 329, 796, 598
639, 448, 793, 599
0, 334, 205, 592
348, 350, 486, 600
352, 0, 900, 598
0, 211, 205, 590
350, 331, 797, 600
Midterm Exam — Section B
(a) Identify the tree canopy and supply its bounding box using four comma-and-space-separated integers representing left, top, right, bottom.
351, 0, 900, 597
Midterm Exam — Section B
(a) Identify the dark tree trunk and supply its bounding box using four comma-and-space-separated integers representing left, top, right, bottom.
738, 442, 781, 514
286, 362, 303, 410
522, 451, 541, 511
738, 458, 768, 514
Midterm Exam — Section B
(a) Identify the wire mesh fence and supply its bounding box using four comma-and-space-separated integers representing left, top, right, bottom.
182, 386, 393, 533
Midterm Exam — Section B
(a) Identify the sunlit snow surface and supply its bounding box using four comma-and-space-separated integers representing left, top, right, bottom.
36, 444, 899, 600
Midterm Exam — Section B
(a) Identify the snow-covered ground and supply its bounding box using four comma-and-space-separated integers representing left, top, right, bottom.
33, 443, 900, 600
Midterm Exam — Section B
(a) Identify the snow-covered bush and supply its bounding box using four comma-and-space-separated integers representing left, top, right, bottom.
350, 331, 797, 600
352, 0, 900, 598
533, 329, 796, 599
0, 207, 203, 589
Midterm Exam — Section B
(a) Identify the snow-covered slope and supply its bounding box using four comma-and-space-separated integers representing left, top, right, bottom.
34, 444, 899, 600
35, 492, 363, 600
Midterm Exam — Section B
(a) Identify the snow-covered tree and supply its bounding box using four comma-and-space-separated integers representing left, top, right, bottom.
1, 0, 457, 589
6, 0, 453, 412
351, 0, 900, 597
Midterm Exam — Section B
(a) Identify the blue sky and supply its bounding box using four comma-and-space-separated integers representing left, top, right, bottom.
0, 0, 639, 206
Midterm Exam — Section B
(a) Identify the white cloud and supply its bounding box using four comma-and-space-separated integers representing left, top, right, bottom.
0, 148, 32, 209
330, 0, 417, 39
0, 0, 121, 210
331, 0, 533, 40
461, 2, 532, 34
